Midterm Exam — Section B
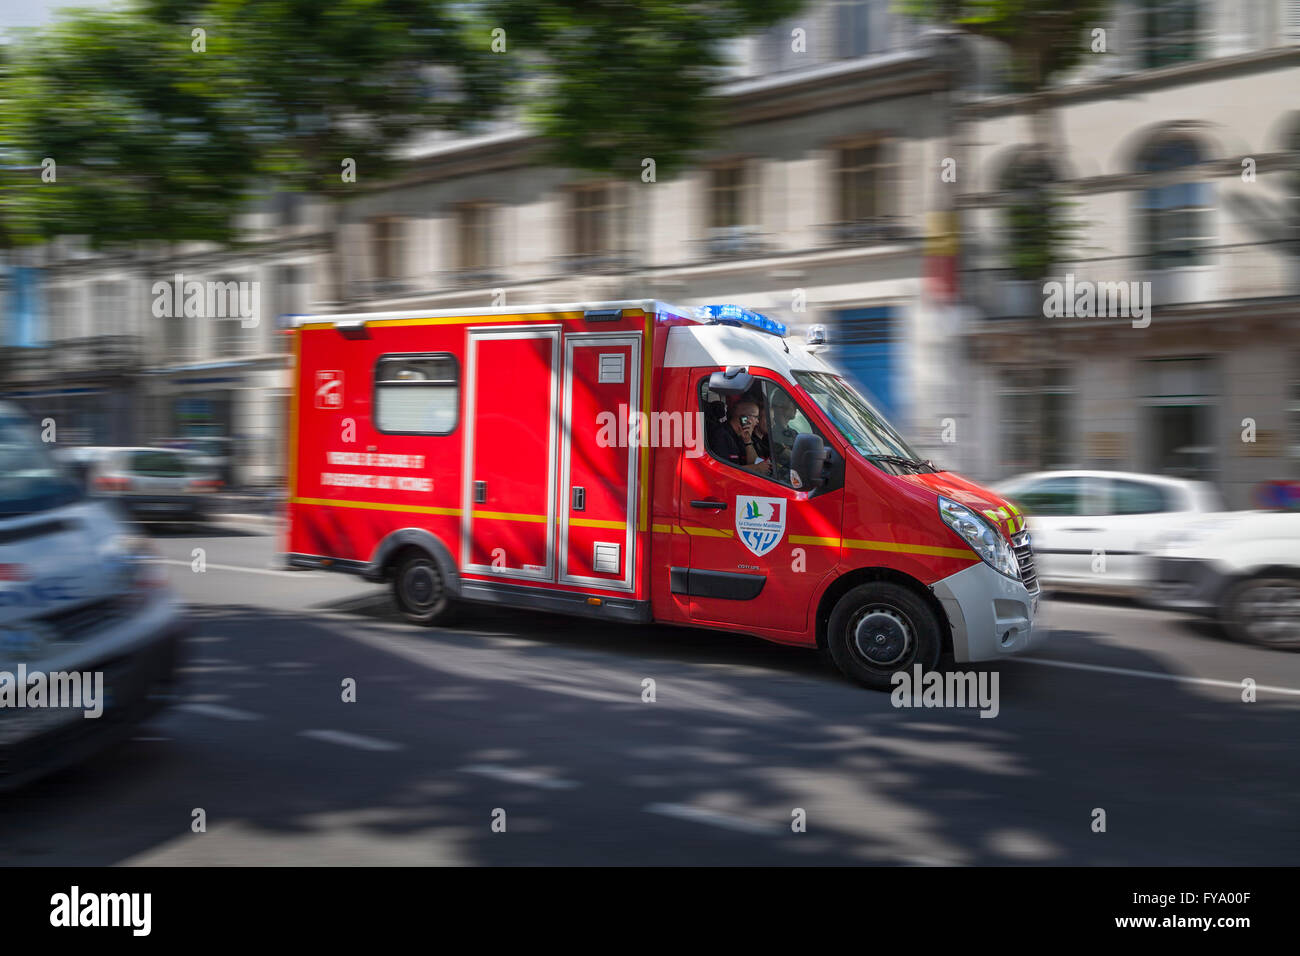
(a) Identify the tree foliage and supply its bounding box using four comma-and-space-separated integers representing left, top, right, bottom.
0, 0, 805, 248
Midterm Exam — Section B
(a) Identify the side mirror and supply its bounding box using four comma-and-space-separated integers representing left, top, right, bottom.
707, 366, 753, 396
790, 433, 827, 492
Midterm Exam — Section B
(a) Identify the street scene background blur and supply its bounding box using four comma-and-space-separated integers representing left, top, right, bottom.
2, 0, 1300, 869
1, 0, 1296, 509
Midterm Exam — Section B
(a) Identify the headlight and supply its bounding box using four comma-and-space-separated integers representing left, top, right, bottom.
938, 496, 1020, 580
98, 534, 168, 592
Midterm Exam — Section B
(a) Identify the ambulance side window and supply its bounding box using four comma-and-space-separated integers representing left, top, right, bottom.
374, 354, 459, 434
697, 377, 821, 488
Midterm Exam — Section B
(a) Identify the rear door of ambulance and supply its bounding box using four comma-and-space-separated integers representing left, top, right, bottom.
557, 331, 642, 591
460, 322, 641, 592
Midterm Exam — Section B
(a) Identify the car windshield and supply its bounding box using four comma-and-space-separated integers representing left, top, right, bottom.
132, 450, 190, 477
792, 371, 928, 467
0, 410, 84, 517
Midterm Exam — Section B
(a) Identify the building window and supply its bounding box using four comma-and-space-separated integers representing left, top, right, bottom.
998, 368, 1074, 473
706, 162, 760, 256
833, 140, 897, 243
835, 0, 876, 59
162, 310, 187, 362
568, 183, 625, 269
93, 281, 127, 338
211, 276, 252, 357
455, 203, 495, 276
374, 353, 459, 435
272, 265, 302, 353
274, 192, 302, 228
1137, 135, 1211, 270
1139, 0, 1199, 70
46, 287, 71, 343
370, 216, 404, 281
1140, 357, 1217, 480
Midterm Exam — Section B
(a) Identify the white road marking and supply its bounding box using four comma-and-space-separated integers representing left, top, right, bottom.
460, 764, 579, 790
176, 703, 264, 721
161, 559, 316, 578
299, 729, 405, 752
1018, 656, 1300, 697
643, 802, 781, 836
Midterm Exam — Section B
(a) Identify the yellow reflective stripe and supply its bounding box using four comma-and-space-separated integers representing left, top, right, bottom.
474, 510, 547, 523
293, 496, 460, 517
842, 538, 977, 560
789, 535, 841, 547
682, 525, 734, 538
570, 517, 626, 530
790, 534, 978, 560
651, 523, 674, 534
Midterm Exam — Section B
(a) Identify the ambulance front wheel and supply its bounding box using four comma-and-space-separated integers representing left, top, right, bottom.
392, 551, 458, 626
826, 582, 942, 691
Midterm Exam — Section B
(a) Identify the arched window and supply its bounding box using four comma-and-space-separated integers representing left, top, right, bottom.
1136, 134, 1211, 270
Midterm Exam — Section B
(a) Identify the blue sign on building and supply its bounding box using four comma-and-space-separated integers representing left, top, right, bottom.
1, 265, 44, 348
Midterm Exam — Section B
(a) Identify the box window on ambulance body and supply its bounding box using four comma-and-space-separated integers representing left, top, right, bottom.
285, 301, 1043, 691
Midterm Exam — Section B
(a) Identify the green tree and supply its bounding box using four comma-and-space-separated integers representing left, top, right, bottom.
902, 0, 1110, 279
0, 0, 805, 257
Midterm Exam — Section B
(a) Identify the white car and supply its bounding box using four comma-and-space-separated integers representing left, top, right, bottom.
994, 470, 1223, 596
1149, 511, 1300, 650
0, 404, 185, 788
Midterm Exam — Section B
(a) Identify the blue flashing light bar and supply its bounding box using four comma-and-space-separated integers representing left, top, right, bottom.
695, 303, 787, 337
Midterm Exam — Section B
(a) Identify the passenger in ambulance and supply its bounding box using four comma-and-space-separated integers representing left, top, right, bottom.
706, 398, 772, 476
766, 390, 801, 473
744, 388, 772, 461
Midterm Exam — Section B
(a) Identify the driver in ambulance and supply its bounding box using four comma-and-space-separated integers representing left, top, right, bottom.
706, 398, 771, 476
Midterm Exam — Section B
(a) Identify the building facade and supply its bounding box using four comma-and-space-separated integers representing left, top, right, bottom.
956, 0, 1300, 507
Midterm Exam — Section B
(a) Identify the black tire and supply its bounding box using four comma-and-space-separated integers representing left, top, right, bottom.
1220, 575, 1300, 650
391, 550, 458, 626
826, 582, 943, 690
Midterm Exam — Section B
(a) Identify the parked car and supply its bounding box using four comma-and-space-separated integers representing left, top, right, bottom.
994, 470, 1223, 596
0, 405, 184, 789
160, 436, 234, 489
77, 446, 218, 524
1149, 511, 1300, 650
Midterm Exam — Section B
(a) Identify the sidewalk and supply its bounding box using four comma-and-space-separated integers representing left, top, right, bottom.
208, 489, 285, 529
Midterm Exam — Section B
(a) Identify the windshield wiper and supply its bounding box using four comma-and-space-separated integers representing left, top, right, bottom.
865, 453, 938, 473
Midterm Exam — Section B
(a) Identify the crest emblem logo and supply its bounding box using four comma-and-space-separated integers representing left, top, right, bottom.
315, 370, 344, 409
735, 496, 786, 557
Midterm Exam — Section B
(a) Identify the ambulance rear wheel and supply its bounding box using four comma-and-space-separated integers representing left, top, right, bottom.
827, 582, 941, 691
392, 551, 457, 626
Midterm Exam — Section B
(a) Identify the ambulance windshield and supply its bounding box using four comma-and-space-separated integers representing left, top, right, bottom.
792, 371, 931, 471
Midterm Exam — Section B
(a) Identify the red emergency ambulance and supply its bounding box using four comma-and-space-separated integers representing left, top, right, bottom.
286, 300, 1043, 690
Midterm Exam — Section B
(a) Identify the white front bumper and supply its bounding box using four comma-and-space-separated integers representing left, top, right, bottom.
930, 561, 1045, 662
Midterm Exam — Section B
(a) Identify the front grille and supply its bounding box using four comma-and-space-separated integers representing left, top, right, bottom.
1013, 531, 1039, 594
37, 595, 135, 642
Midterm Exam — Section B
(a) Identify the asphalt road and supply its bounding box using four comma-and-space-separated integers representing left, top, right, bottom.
2, 520, 1297, 866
